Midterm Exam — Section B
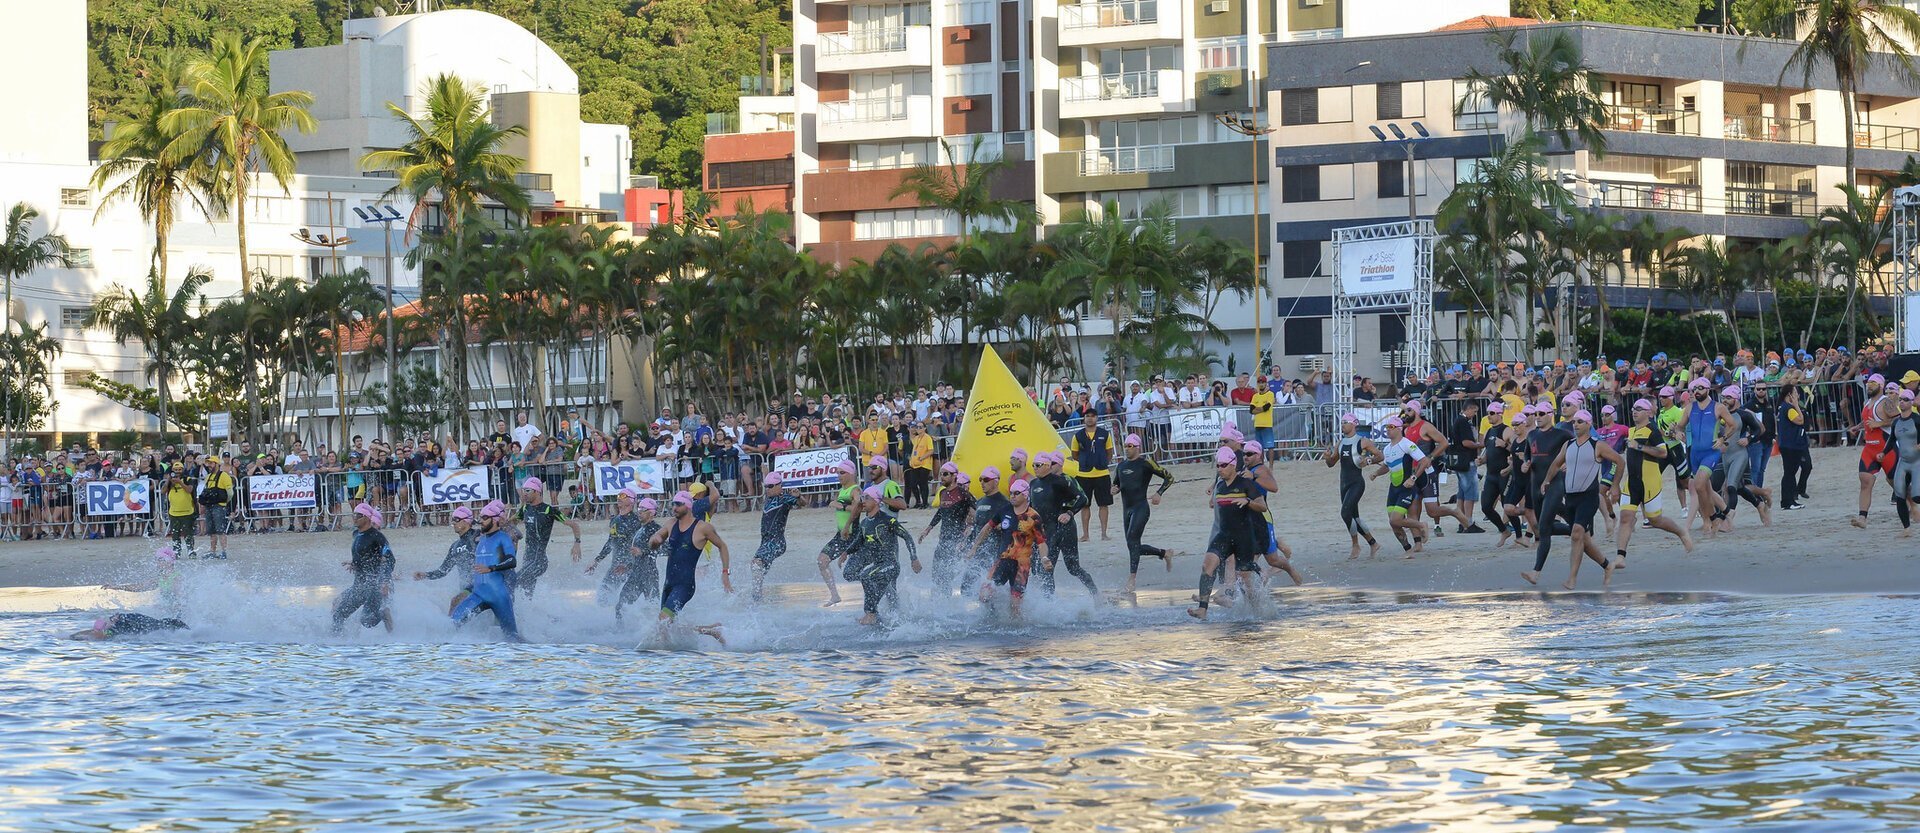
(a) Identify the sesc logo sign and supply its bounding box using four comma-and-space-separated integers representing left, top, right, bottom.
420, 467, 494, 506
86, 479, 152, 516
983, 419, 1018, 437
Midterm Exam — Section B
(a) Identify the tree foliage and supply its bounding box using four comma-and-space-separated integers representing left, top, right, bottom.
89, 0, 793, 188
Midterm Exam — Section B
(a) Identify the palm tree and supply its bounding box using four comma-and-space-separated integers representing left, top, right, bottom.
1435, 136, 1567, 360
1048, 200, 1183, 378
92, 53, 224, 289
0, 202, 71, 453
362, 73, 530, 439
1462, 27, 1611, 155
1776, 0, 1920, 188
0, 323, 61, 435
87, 268, 213, 438
890, 136, 1030, 366
164, 33, 316, 441
1810, 184, 1894, 347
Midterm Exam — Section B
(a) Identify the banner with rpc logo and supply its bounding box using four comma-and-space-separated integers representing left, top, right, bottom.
590, 460, 667, 498
85, 478, 152, 516
418, 466, 495, 506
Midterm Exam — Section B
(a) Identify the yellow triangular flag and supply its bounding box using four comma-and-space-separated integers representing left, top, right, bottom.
952, 345, 1074, 496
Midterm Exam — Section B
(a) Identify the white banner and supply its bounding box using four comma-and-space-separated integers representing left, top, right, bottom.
774, 447, 852, 490
418, 466, 495, 506
247, 474, 317, 510
208, 412, 231, 440
1338, 235, 1419, 297
1350, 405, 1403, 443
1168, 407, 1232, 444
590, 460, 668, 497
1906, 292, 1920, 352
84, 479, 152, 516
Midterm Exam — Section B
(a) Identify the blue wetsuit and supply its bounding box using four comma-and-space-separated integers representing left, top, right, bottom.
660, 517, 702, 616
1686, 399, 1721, 475
452, 529, 520, 639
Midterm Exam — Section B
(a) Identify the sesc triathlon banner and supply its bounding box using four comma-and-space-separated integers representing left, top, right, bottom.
1167, 407, 1232, 443
85, 478, 152, 516
418, 466, 495, 506
773, 447, 852, 490
590, 460, 667, 497
247, 474, 317, 510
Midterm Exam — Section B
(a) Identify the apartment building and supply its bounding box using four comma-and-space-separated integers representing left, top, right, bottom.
783, 0, 1503, 368
1261, 20, 1920, 378
704, 77, 798, 222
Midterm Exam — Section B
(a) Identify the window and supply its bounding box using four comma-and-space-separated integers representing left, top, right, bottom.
1281, 88, 1319, 126
1090, 187, 1204, 218
1281, 240, 1321, 278
68, 248, 93, 268
249, 254, 295, 279
1377, 161, 1406, 199
251, 195, 292, 223
1281, 165, 1321, 203
946, 0, 993, 25
707, 159, 795, 190
948, 63, 995, 97
1284, 317, 1325, 355
1098, 45, 1180, 76
1379, 313, 1407, 351
1097, 116, 1203, 149
64, 369, 94, 388
1377, 82, 1403, 120
853, 207, 958, 240
1197, 37, 1246, 71
1607, 81, 1661, 110
304, 197, 347, 227
1212, 183, 1255, 215
850, 140, 936, 170
1454, 157, 1492, 184
1454, 79, 1497, 130
60, 188, 89, 208
60, 306, 91, 331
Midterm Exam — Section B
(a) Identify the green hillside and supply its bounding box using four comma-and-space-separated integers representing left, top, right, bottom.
86, 0, 791, 188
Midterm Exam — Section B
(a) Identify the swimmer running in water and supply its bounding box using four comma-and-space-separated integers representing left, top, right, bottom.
414, 505, 479, 608
844, 485, 920, 626
1612, 398, 1694, 566
817, 459, 861, 607
330, 502, 395, 635
1187, 447, 1266, 621
1368, 416, 1431, 556
645, 490, 730, 645
919, 462, 977, 595
513, 477, 583, 598
585, 489, 647, 605
1324, 414, 1383, 560
611, 499, 664, 621
977, 479, 1047, 619
450, 500, 522, 640
1112, 433, 1179, 592
749, 473, 800, 601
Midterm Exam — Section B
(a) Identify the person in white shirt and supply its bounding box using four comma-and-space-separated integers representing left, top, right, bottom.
912, 389, 933, 422
1177, 379, 1203, 407
1123, 382, 1149, 431
511, 411, 543, 449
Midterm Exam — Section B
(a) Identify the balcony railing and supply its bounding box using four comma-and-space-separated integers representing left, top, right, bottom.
1080, 145, 1177, 175
1724, 113, 1815, 144
820, 27, 909, 56
1062, 70, 1162, 102
1856, 122, 1920, 152
1060, 0, 1158, 29
1593, 179, 1702, 212
1605, 105, 1701, 136
820, 97, 910, 124
1726, 186, 1818, 217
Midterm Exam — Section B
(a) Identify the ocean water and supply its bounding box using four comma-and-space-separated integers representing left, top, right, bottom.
4, 573, 1919, 831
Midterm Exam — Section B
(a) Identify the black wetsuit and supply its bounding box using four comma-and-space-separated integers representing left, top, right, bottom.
1336, 435, 1375, 541
1529, 423, 1575, 572
1113, 455, 1174, 574
516, 502, 567, 596
1480, 424, 1510, 533
1195, 472, 1260, 611
331, 527, 394, 633
593, 511, 646, 603
753, 494, 800, 567
424, 529, 480, 601
105, 612, 187, 637
1029, 472, 1094, 595
924, 485, 976, 592
845, 513, 916, 617
613, 519, 663, 619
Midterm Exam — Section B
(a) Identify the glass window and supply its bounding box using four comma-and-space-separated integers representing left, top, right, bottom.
854, 207, 959, 240
1281, 240, 1320, 278
1379, 313, 1407, 351
1281, 89, 1318, 126
1281, 165, 1321, 203
947, 63, 996, 97
1284, 316, 1325, 355
249, 254, 295, 280
1377, 161, 1406, 198
1197, 37, 1246, 72
1377, 82, 1403, 120
1454, 157, 1492, 184
1454, 79, 1497, 130
1213, 183, 1255, 215
60, 306, 91, 331
304, 197, 347, 227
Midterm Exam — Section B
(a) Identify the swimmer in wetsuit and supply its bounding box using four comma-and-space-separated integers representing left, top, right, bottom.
919, 463, 977, 595
586, 488, 647, 605
450, 500, 522, 640
1187, 446, 1267, 621
414, 504, 479, 608
1612, 398, 1694, 566
1324, 413, 1382, 560
749, 473, 801, 600
69, 612, 188, 641
844, 485, 921, 625
817, 459, 861, 607
961, 466, 1013, 594
330, 502, 395, 635
977, 479, 1047, 619
611, 498, 664, 621
646, 490, 731, 645
1112, 433, 1179, 592
513, 476, 583, 598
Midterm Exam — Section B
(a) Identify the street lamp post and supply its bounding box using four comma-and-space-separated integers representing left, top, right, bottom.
292, 226, 353, 451
352, 204, 406, 443
1215, 111, 1275, 372
1368, 121, 1431, 221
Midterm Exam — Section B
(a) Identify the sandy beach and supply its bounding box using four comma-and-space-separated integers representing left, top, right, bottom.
3, 444, 1911, 613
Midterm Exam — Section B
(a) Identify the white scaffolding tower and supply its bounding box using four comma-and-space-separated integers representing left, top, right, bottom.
1331, 219, 1435, 401
1892, 186, 1920, 353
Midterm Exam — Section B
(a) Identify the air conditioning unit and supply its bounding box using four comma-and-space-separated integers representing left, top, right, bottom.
1302, 0, 1325, 6
1207, 0, 1230, 12
955, 98, 975, 111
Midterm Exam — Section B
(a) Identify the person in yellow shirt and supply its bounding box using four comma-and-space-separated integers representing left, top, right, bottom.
1250, 386, 1276, 451
907, 423, 936, 509
164, 469, 198, 558
858, 415, 889, 462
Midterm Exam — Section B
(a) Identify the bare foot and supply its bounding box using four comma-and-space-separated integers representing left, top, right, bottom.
1682, 533, 1695, 554
1162, 551, 1176, 572
1186, 607, 1208, 621
695, 624, 726, 646
857, 613, 878, 626
1851, 515, 1868, 529
1603, 558, 1616, 586
821, 595, 843, 608
1561, 580, 1578, 591
1521, 570, 1539, 585
1348, 543, 1360, 561
1080, 535, 1090, 543
1368, 539, 1381, 559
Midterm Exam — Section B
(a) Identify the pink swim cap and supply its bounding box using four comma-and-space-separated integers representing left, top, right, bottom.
954, 472, 970, 486
1383, 415, 1405, 427
836, 459, 858, 475
868, 454, 888, 468
1009, 480, 1030, 495
940, 461, 959, 474
519, 476, 545, 493
1010, 448, 1028, 461
1220, 422, 1245, 442
450, 505, 473, 521
1124, 433, 1142, 446
1720, 384, 1742, 400
1214, 446, 1239, 466
1340, 413, 1358, 424
1633, 398, 1653, 411
354, 502, 383, 528
671, 490, 693, 506
1659, 386, 1677, 397
479, 499, 508, 519
981, 466, 1001, 480
619, 486, 642, 499
155, 545, 177, 562
1601, 404, 1616, 415
862, 485, 885, 502
762, 471, 783, 487
1488, 402, 1505, 413
1404, 399, 1424, 413
1573, 409, 1593, 423
638, 498, 659, 512
1242, 441, 1263, 454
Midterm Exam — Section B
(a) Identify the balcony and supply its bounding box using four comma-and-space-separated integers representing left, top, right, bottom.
1726, 186, 1818, 217
818, 95, 937, 144
1080, 145, 1177, 175
818, 26, 932, 74
514, 172, 553, 192
1604, 105, 1700, 137
1058, 0, 1182, 47
1592, 179, 1702, 212
1060, 68, 1188, 120
1856, 122, 1920, 152
1724, 113, 1814, 144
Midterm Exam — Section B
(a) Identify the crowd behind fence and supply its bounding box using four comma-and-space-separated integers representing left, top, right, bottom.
1, 377, 1884, 543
